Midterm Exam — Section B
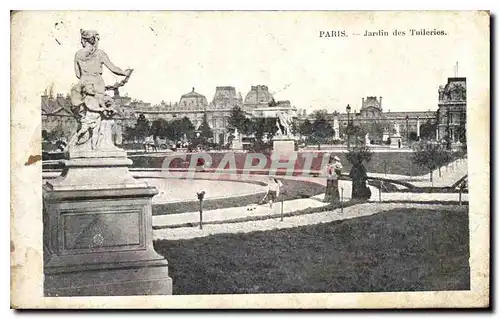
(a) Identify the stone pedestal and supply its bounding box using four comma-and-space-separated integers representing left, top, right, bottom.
43, 149, 172, 296
382, 131, 390, 142
390, 135, 402, 148
272, 137, 296, 153
230, 140, 243, 150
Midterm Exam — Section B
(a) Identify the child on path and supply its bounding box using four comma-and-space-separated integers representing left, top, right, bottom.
259, 177, 283, 209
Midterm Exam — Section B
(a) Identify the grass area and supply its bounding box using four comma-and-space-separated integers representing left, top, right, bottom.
154, 208, 470, 294
152, 178, 325, 215
127, 152, 426, 176
43, 151, 464, 178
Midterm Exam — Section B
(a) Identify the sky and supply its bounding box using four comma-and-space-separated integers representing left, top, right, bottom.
12, 11, 487, 114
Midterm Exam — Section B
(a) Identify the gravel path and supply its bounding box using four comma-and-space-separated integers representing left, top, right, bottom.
153, 193, 327, 228
153, 202, 467, 241
368, 158, 467, 187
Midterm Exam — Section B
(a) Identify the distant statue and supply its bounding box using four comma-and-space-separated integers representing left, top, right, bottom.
333, 115, 340, 140
276, 112, 293, 137
365, 133, 370, 145
393, 123, 400, 136
68, 29, 133, 153
233, 128, 240, 141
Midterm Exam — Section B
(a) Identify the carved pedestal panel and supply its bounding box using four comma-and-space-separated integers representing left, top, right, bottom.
43, 155, 172, 296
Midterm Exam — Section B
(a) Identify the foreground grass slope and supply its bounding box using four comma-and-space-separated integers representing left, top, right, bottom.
154, 208, 469, 294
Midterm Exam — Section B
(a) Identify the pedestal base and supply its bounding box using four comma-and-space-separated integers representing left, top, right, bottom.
230, 141, 243, 150
390, 135, 402, 148
43, 155, 172, 296
272, 138, 296, 153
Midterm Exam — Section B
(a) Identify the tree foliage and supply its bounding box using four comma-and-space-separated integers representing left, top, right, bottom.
346, 144, 373, 166
254, 118, 277, 141
199, 113, 213, 140
419, 118, 437, 140
227, 106, 247, 133
150, 118, 170, 138
299, 119, 313, 137
135, 113, 150, 141
311, 110, 334, 142
168, 117, 195, 141
411, 140, 449, 182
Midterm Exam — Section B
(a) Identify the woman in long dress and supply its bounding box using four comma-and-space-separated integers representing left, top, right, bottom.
323, 156, 342, 203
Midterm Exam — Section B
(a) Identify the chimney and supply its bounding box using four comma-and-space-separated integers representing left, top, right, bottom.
362, 97, 365, 107
41, 94, 49, 109
56, 93, 65, 105
379, 96, 382, 107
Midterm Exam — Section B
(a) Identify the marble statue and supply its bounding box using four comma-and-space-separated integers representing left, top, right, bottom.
393, 123, 401, 136
333, 115, 340, 140
233, 128, 240, 141
276, 112, 293, 137
68, 29, 133, 153
365, 133, 370, 145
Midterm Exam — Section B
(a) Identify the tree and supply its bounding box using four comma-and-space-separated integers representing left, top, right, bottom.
311, 110, 334, 144
346, 144, 373, 166
123, 125, 136, 142
199, 113, 213, 140
256, 118, 277, 140
409, 132, 418, 141
179, 116, 195, 139
135, 114, 150, 142
368, 120, 384, 142
419, 119, 437, 140
346, 144, 373, 200
227, 106, 247, 133
345, 123, 364, 146
150, 118, 169, 138
411, 140, 448, 184
42, 129, 49, 141
242, 118, 256, 136
299, 119, 313, 138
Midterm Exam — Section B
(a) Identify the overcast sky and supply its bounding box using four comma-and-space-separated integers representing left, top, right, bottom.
13, 11, 486, 114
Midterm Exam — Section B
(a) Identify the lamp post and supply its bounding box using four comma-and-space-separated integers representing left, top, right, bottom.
197, 191, 206, 229
405, 114, 409, 147
346, 104, 351, 149
446, 105, 451, 150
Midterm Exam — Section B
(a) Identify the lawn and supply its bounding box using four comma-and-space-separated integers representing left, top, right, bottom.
129, 151, 440, 176
154, 207, 470, 294
152, 178, 325, 215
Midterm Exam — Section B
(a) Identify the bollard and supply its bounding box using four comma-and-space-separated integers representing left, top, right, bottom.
340, 187, 344, 214
280, 198, 284, 222
379, 180, 382, 202
199, 200, 203, 229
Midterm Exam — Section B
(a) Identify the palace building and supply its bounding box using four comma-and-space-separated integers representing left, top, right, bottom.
436, 77, 467, 143
41, 84, 298, 146
316, 96, 437, 144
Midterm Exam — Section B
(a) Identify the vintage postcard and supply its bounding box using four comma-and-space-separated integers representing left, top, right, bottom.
10, 10, 489, 308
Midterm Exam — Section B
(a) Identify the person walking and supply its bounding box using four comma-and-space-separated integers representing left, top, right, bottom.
323, 155, 343, 203
260, 177, 283, 209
